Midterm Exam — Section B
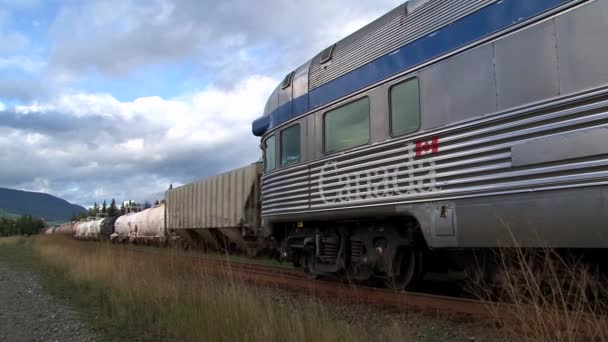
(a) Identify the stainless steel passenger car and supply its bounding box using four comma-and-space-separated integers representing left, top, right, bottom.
252, 0, 608, 288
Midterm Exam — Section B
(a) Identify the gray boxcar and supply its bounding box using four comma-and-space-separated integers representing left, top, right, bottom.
165, 163, 263, 253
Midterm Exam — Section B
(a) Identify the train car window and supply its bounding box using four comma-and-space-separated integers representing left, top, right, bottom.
324, 97, 370, 154
281, 124, 300, 166
281, 71, 295, 89
390, 78, 420, 136
264, 135, 276, 172
320, 44, 336, 64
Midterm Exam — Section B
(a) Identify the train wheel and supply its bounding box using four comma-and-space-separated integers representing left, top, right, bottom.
303, 254, 319, 280
384, 248, 424, 291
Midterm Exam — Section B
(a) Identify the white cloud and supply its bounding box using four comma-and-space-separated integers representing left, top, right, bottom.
0, 0, 407, 207
2, 75, 277, 206
47, 0, 402, 79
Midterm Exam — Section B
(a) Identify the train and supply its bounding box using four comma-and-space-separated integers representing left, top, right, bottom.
47, 163, 267, 254
48, 0, 608, 290
251, 0, 608, 289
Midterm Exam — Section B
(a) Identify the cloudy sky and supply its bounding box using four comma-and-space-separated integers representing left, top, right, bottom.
0, 0, 402, 208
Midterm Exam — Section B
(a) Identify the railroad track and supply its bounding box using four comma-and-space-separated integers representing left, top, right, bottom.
119, 244, 493, 319
199, 257, 493, 319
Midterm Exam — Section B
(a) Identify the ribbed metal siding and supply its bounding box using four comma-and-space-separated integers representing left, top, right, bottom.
308, 0, 495, 90
261, 164, 310, 213
262, 91, 608, 215
166, 163, 261, 229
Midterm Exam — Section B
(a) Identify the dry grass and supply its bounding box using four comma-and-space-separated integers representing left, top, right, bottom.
29, 235, 366, 341
0, 235, 25, 245
470, 247, 608, 342
0, 236, 441, 341
0, 236, 506, 341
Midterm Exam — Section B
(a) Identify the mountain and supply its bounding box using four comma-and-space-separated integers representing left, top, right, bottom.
0, 187, 86, 222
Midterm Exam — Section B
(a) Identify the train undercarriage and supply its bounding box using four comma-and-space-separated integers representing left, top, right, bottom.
278, 217, 608, 292
279, 218, 432, 290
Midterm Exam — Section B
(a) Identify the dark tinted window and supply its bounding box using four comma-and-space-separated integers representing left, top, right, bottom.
281, 124, 300, 166
264, 135, 276, 172
390, 78, 420, 136
324, 97, 370, 154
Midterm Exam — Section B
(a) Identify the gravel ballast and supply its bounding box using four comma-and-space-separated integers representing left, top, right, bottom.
0, 261, 98, 342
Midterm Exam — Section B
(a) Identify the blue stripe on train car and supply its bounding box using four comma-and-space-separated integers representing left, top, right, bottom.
278, 100, 292, 124
253, 0, 569, 137
252, 115, 270, 136
292, 94, 309, 117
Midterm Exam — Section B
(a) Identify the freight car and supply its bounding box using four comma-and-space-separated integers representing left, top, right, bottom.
54, 222, 75, 236
59, 164, 265, 254
111, 204, 167, 245
73, 216, 116, 241
165, 163, 268, 255
252, 0, 608, 289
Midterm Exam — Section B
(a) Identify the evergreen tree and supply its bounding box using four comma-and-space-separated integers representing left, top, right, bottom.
143, 201, 151, 209
94, 202, 99, 214
108, 198, 117, 217
120, 202, 126, 215
102, 200, 107, 214
71, 212, 87, 221
1, 215, 46, 236
154, 200, 160, 206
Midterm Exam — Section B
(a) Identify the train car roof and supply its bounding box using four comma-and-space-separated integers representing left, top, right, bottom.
252, 0, 571, 137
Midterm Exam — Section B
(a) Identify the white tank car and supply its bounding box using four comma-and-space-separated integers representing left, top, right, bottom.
74, 221, 86, 238
113, 214, 134, 241
54, 222, 75, 235
137, 205, 165, 238
74, 219, 105, 240
89, 219, 105, 238
112, 204, 165, 245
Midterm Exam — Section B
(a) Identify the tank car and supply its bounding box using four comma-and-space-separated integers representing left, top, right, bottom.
252, 0, 608, 289
74, 218, 107, 240
111, 204, 166, 246
54, 222, 75, 235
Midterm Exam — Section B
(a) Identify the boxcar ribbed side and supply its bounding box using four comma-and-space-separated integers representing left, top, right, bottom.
165, 163, 263, 252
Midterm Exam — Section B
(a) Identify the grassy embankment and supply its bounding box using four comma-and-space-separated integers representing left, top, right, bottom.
3, 235, 607, 341
469, 246, 608, 341
0, 236, 435, 341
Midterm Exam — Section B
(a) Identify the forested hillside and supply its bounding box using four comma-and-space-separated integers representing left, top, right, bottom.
0, 188, 86, 222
